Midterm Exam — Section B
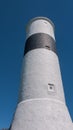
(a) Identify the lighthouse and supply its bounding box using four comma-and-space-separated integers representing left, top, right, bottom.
10, 17, 73, 130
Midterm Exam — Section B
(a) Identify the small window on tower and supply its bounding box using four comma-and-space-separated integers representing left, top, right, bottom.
48, 83, 55, 93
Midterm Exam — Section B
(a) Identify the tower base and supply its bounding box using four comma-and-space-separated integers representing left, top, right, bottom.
10, 99, 73, 130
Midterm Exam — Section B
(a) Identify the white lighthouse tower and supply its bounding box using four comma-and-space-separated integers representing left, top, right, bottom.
10, 17, 73, 130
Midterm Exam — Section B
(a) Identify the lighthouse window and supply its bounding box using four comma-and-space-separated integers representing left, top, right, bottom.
48, 83, 55, 93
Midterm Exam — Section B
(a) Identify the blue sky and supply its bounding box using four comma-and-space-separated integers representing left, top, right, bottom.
0, 0, 73, 129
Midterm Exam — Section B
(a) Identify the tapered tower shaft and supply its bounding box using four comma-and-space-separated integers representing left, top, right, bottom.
10, 17, 73, 130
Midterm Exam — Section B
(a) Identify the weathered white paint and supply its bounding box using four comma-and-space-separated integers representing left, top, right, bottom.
19, 49, 65, 103
26, 17, 55, 40
11, 99, 73, 130
11, 49, 72, 130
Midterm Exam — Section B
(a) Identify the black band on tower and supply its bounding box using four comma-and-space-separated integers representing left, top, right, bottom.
24, 33, 57, 55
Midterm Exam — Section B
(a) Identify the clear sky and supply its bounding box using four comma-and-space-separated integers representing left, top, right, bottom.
0, 0, 73, 129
